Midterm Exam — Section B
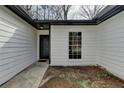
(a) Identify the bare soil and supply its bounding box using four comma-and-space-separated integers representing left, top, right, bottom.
39, 66, 124, 88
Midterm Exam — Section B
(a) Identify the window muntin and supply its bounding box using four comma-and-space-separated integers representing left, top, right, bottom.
69, 32, 82, 59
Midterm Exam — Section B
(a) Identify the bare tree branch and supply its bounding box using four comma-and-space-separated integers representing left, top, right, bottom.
80, 5, 106, 20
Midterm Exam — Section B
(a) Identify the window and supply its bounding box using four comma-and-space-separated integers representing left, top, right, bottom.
69, 32, 82, 59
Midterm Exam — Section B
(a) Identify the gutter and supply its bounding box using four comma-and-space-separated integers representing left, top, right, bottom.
5, 5, 124, 30
5, 5, 38, 29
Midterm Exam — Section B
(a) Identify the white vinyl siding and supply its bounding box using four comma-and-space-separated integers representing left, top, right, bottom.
0, 6, 37, 85
0, 5, 124, 85
51, 11, 124, 80
97, 11, 124, 79
51, 25, 97, 66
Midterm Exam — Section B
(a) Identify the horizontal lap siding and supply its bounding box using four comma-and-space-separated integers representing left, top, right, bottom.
51, 25, 97, 66
0, 6, 37, 85
97, 11, 124, 79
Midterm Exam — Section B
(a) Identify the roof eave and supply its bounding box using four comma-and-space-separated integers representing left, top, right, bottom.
5, 5, 124, 30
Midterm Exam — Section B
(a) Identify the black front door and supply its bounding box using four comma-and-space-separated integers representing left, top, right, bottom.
40, 35, 49, 59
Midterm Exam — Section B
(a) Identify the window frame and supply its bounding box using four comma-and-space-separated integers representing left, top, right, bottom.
68, 32, 82, 59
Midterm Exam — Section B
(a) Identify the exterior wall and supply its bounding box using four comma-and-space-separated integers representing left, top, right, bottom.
51, 11, 124, 80
0, 5, 124, 85
97, 11, 124, 79
37, 30, 49, 60
0, 6, 37, 85
51, 25, 98, 66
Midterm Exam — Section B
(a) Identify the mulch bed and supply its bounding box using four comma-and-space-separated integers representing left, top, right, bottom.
39, 66, 124, 88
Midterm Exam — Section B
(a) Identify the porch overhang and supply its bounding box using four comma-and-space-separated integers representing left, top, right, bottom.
5, 5, 124, 30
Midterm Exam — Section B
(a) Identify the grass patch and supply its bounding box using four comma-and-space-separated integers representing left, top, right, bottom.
77, 80, 91, 88
59, 72, 80, 80
96, 70, 112, 80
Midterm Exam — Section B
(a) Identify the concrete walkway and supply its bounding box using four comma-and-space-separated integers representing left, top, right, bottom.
0, 62, 49, 88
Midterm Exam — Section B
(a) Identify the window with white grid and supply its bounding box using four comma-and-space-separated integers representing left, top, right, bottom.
69, 32, 82, 59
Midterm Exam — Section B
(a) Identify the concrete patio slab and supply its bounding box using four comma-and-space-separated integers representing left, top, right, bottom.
0, 62, 49, 88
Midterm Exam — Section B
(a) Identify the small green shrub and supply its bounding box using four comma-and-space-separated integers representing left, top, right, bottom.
96, 71, 111, 80
77, 80, 91, 88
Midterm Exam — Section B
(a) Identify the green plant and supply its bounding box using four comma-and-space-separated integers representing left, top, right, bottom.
59, 72, 80, 79
77, 80, 91, 88
96, 71, 110, 80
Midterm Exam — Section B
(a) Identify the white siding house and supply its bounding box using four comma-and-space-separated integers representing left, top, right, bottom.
0, 6, 124, 85
97, 11, 124, 80
0, 6, 37, 85
51, 25, 98, 66
50, 11, 124, 80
